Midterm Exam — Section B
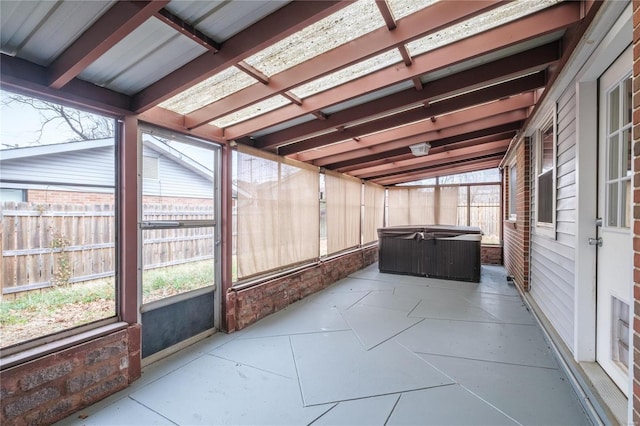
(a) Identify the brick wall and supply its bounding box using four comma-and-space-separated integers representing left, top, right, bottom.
141, 195, 217, 205
227, 246, 378, 331
502, 138, 531, 292
633, 1, 640, 422
0, 325, 141, 426
28, 190, 114, 205
481, 245, 502, 265
27, 189, 210, 206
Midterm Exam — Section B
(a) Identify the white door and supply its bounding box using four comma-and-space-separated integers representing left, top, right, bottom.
596, 46, 633, 393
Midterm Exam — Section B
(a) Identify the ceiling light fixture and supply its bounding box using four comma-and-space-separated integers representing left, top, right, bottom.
410, 142, 431, 156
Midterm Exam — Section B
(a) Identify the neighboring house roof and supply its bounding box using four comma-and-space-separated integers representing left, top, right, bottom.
0, 138, 247, 198
143, 138, 214, 182
0, 138, 113, 161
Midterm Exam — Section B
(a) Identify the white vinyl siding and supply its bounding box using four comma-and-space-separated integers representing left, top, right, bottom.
141, 145, 213, 199
530, 88, 577, 351
1, 146, 115, 187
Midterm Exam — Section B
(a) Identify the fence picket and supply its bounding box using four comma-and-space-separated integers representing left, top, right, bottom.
1, 203, 215, 296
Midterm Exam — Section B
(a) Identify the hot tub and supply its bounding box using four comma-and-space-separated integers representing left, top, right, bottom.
377, 225, 482, 282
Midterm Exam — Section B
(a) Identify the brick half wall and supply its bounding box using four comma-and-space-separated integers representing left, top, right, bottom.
227, 246, 378, 331
481, 245, 502, 265
1, 325, 141, 426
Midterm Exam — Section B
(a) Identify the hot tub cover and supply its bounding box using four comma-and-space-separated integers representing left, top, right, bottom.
377, 225, 482, 240
377, 225, 482, 282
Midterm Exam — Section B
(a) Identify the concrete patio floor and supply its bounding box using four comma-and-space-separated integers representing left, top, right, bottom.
57, 264, 591, 425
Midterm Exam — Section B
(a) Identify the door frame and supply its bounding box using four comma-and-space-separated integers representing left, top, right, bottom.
573, 4, 632, 366
137, 125, 223, 362
595, 45, 633, 392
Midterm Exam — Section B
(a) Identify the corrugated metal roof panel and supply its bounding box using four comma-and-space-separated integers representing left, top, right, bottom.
420, 31, 565, 87
0, 0, 114, 65
251, 114, 317, 138
322, 81, 415, 115
166, 0, 290, 42
79, 17, 206, 95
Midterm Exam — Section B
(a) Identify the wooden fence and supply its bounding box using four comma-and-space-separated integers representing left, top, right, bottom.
1, 202, 214, 296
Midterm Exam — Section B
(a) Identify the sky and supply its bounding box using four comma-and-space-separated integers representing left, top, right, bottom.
0, 90, 84, 148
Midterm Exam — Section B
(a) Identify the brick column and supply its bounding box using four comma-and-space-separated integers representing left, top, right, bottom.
632, 0, 640, 422
502, 139, 531, 293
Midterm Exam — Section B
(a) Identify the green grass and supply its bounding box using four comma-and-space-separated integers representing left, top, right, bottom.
143, 260, 214, 295
0, 280, 115, 326
1, 260, 215, 328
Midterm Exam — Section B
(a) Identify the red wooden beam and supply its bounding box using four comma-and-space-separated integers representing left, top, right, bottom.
375, 0, 397, 30
297, 93, 532, 163
186, 1, 578, 130
48, 1, 169, 89
371, 157, 503, 185
355, 139, 510, 179
236, 61, 269, 85
154, 7, 220, 52
131, 1, 349, 112
183, 1, 506, 128
332, 124, 519, 171
137, 107, 225, 143
1, 55, 131, 115
250, 42, 558, 148
350, 139, 511, 178
311, 108, 526, 167
337, 129, 517, 173
277, 72, 544, 155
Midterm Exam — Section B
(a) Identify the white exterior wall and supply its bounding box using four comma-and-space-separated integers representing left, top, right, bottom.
529, 88, 577, 351
524, 1, 631, 360
142, 145, 213, 199
1, 146, 115, 187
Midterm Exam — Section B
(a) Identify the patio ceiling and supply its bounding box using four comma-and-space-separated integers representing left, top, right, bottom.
0, 0, 599, 184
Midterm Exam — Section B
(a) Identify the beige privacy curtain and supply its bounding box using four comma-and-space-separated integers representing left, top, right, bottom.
326, 171, 361, 254
363, 182, 385, 243
438, 186, 459, 225
387, 187, 435, 225
387, 186, 459, 226
237, 145, 319, 279
387, 188, 409, 226
409, 187, 434, 224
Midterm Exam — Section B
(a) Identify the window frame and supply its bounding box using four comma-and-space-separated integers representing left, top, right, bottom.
0, 188, 26, 202
0, 94, 119, 358
508, 161, 517, 221
535, 110, 557, 235
138, 126, 221, 306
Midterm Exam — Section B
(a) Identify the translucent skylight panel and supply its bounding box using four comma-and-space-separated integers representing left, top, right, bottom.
290, 50, 403, 99
387, 0, 439, 21
243, 0, 385, 77
159, 66, 258, 115
406, 0, 561, 57
212, 95, 291, 128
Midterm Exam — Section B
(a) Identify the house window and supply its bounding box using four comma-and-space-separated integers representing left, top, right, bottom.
0, 188, 26, 202
508, 163, 517, 220
143, 155, 159, 180
606, 76, 632, 228
537, 116, 555, 226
